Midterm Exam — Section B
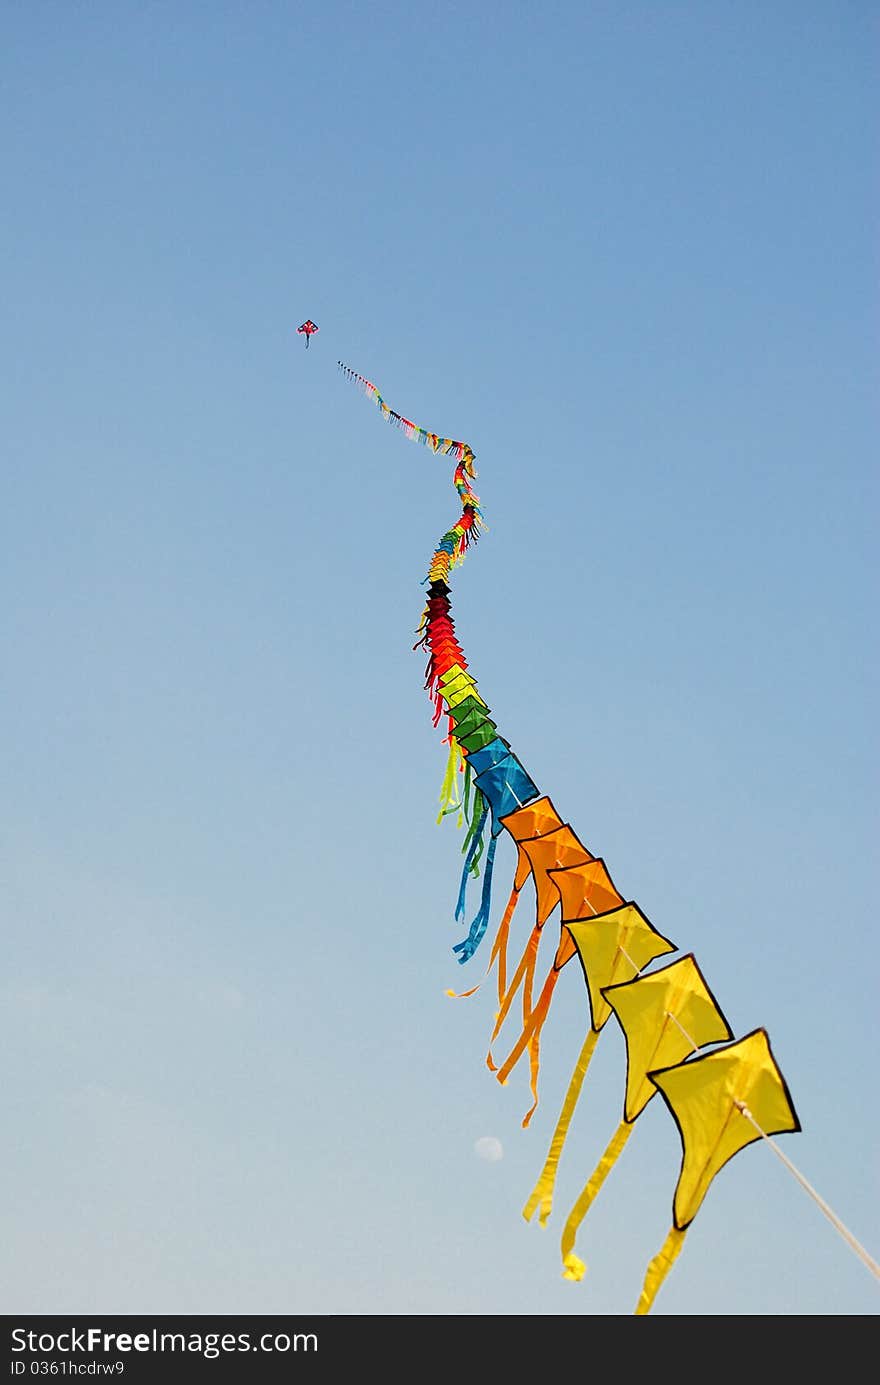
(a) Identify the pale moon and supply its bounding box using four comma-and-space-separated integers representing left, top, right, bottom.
474, 1136, 504, 1162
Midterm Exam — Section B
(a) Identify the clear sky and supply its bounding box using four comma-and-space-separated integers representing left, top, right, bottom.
2, 1, 877, 1317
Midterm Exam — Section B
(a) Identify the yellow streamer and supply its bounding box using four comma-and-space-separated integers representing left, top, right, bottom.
634, 1226, 687, 1315
495, 967, 560, 1127
522, 1027, 601, 1226
560, 1119, 634, 1269
436, 737, 462, 824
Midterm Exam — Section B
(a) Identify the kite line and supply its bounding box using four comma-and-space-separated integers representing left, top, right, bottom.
335, 356, 879, 1313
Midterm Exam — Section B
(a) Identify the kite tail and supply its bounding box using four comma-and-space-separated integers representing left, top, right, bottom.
490, 880, 521, 1007
634, 1226, 688, 1315
444, 876, 520, 1002
523, 1027, 601, 1226
560, 1119, 635, 1279
437, 736, 466, 825
494, 963, 561, 1126
455, 794, 489, 920
461, 756, 475, 828
453, 833, 498, 963
486, 922, 541, 1071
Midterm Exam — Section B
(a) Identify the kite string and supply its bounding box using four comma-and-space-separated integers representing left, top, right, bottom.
734, 1101, 880, 1281
664, 1009, 701, 1052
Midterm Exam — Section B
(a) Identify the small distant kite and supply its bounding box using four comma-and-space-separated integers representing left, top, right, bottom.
297, 319, 319, 348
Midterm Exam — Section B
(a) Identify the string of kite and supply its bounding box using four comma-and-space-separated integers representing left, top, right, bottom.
311, 333, 880, 1314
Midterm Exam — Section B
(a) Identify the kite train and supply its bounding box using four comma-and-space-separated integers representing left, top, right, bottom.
333, 354, 879, 1313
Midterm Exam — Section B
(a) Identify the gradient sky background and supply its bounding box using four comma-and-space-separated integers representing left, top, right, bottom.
2, 2, 877, 1317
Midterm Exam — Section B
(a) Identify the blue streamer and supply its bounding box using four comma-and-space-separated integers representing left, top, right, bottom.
453, 834, 498, 963
455, 802, 489, 921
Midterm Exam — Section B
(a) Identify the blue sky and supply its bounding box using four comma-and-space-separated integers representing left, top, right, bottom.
2, 1, 877, 1317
